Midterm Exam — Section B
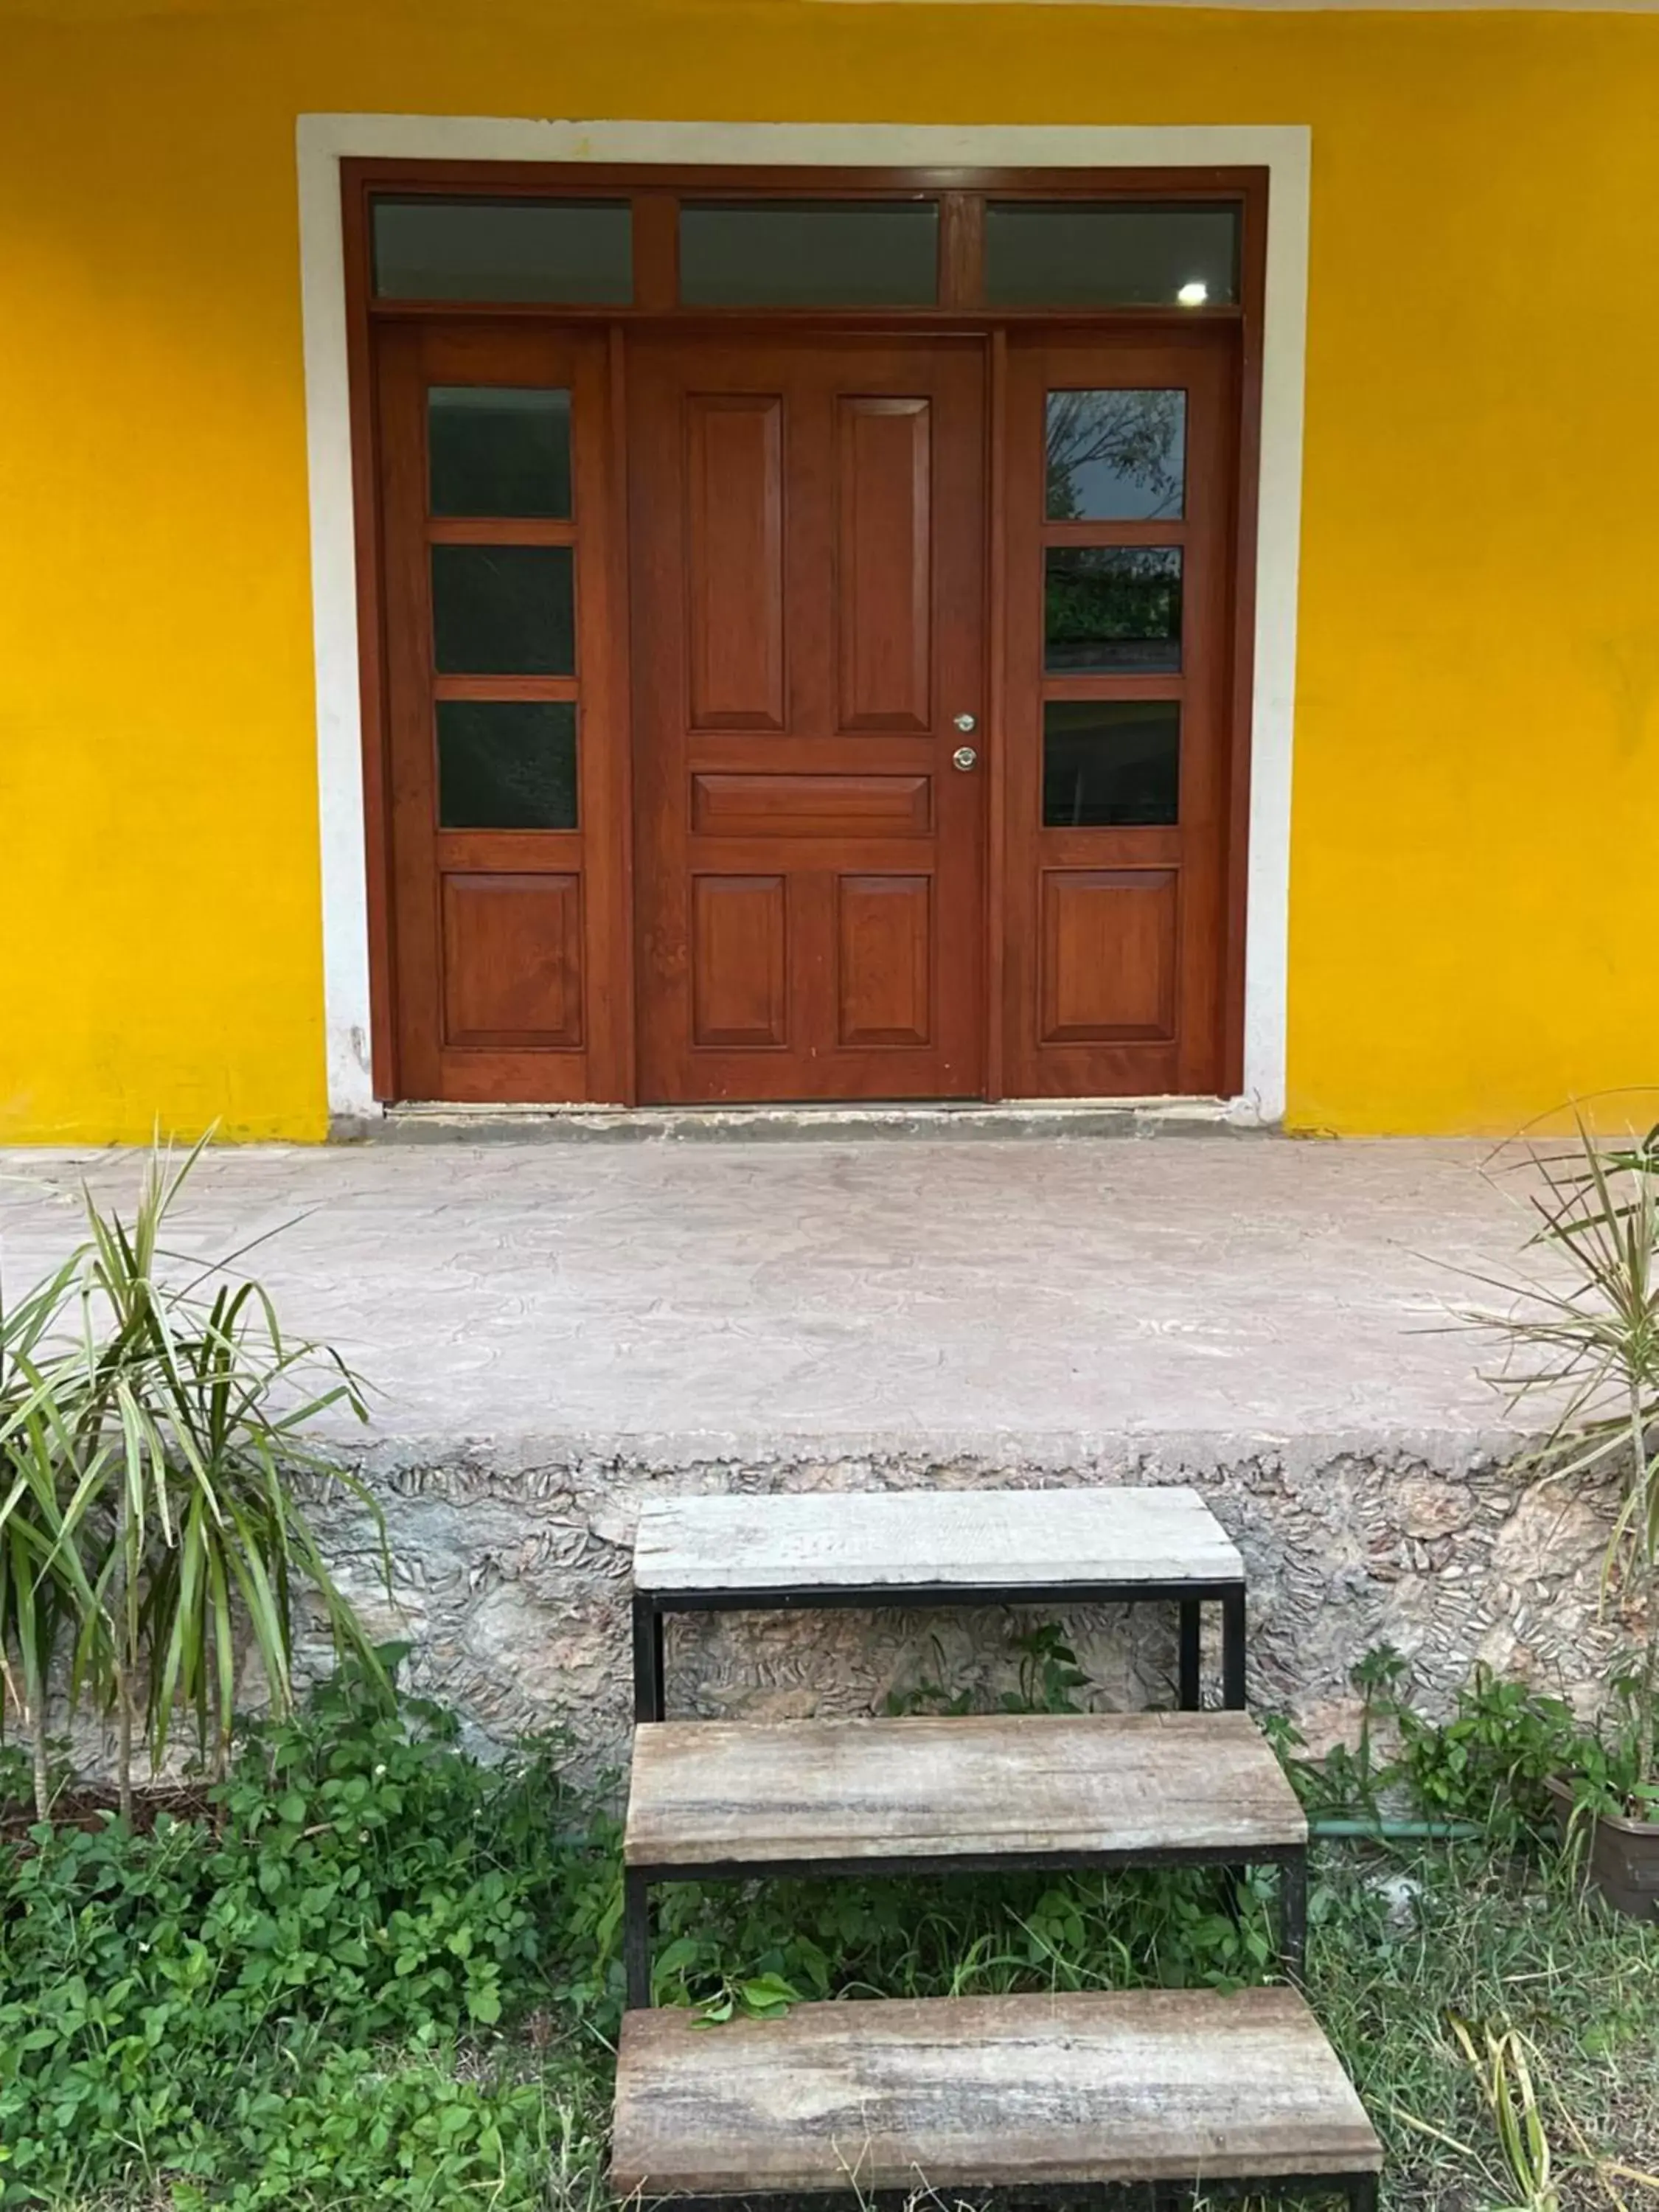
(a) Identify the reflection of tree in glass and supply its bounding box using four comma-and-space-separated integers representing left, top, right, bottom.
1046, 390, 1185, 519
1045, 548, 1181, 669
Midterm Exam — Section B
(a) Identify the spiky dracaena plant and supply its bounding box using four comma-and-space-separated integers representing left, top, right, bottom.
0, 1139, 388, 1816
1471, 1117, 1659, 1801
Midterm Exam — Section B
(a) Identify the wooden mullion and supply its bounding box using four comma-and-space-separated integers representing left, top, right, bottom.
1043, 519, 1191, 549
1032, 824, 1184, 867
427, 516, 577, 546
436, 827, 585, 869
433, 674, 580, 702
1041, 674, 1189, 704
939, 192, 984, 309
633, 191, 678, 313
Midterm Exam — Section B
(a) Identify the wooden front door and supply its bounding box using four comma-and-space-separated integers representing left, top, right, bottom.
628, 336, 989, 1104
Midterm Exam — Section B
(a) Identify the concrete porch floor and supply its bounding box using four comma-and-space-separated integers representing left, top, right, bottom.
4, 1133, 1608, 1747
0, 1135, 1534, 1458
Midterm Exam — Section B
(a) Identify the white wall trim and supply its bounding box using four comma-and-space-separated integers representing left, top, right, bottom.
296, 116, 1310, 1124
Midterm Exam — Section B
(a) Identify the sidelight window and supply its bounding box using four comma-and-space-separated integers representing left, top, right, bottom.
425, 385, 581, 830
1040, 387, 1188, 829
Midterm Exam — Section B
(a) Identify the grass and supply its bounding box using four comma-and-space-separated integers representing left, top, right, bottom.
26, 1844, 1658, 2212
5, 1665, 1659, 2211
1312, 1842, 1658, 2211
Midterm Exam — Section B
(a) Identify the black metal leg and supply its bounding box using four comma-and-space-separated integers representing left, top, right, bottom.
1281, 1849, 1308, 1982
632, 1593, 667, 1722
624, 1867, 651, 2011
1349, 2171, 1380, 2212
1222, 1584, 1248, 1710
1178, 1599, 1202, 1711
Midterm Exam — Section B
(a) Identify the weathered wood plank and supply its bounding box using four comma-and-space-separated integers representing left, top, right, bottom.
626, 1711, 1305, 1866
633, 1486, 1243, 1596
611, 1987, 1382, 2195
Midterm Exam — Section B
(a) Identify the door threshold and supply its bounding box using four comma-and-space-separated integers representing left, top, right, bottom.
336, 1098, 1271, 1145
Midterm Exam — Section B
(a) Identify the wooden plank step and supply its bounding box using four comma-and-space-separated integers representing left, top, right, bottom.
611, 1986, 1382, 2197
633, 1486, 1243, 1599
626, 1711, 1305, 1871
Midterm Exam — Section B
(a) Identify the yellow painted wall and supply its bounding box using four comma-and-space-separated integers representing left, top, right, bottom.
1, 0, 1655, 1139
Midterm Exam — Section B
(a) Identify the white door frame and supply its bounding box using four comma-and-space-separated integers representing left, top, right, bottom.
296, 115, 1310, 1123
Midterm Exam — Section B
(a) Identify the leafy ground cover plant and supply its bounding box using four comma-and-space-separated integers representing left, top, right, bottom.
0, 1139, 386, 1815
0, 1661, 615, 2207
1270, 1649, 1601, 1848
3, 1658, 1658, 2211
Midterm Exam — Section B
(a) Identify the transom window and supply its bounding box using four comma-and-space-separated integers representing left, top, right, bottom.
368, 185, 1247, 314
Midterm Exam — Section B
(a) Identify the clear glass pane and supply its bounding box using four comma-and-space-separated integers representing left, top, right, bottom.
429, 388, 571, 518
437, 700, 577, 830
1046, 390, 1186, 521
1045, 548, 1183, 675
987, 201, 1238, 307
431, 546, 574, 676
680, 201, 938, 306
1043, 701, 1180, 827
373, 197, 631, 303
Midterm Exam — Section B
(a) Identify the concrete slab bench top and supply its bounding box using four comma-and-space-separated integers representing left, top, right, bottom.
632, 1484, 1245, 1596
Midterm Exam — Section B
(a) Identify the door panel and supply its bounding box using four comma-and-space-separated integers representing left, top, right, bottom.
376, 321, 629, 1103
1039, 867, 1179, 1044
835, 398, 932, 731
1001, 331, 1237, 1098
630, 337, 987, 1104
685, 396, 785, 730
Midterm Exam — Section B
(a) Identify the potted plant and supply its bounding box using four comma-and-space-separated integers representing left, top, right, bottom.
1473, 1112, 1659, 1919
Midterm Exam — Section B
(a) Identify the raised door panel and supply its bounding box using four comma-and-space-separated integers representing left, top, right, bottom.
835, 398, 931, 733
692, 773, 932, 840
838, 874, 931, 1047
1040, 869, 1178, 1043
442, 872, 583, 1048
686, 395, 785, 731
692, 875, 788, 1047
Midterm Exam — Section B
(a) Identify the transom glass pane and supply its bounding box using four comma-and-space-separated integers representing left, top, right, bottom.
437, 700, 577, 830
373, 197, 631, 303
1045, 548, 1183, 675
1046, 390, 1186, 521
431, 545, 574, 675
428, 388, 571, 518
987, 201, 1238, 307
679, 200, 938, 307
1043, 701, 1180, 827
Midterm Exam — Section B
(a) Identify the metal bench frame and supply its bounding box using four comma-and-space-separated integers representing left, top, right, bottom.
631, 1574, 1249, 1723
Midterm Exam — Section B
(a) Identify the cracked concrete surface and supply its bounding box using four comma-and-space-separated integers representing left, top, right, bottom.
0, 1135, 1608, 1762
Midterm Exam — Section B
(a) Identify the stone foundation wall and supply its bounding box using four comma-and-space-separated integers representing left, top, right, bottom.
299, 1431, 1625, 1781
